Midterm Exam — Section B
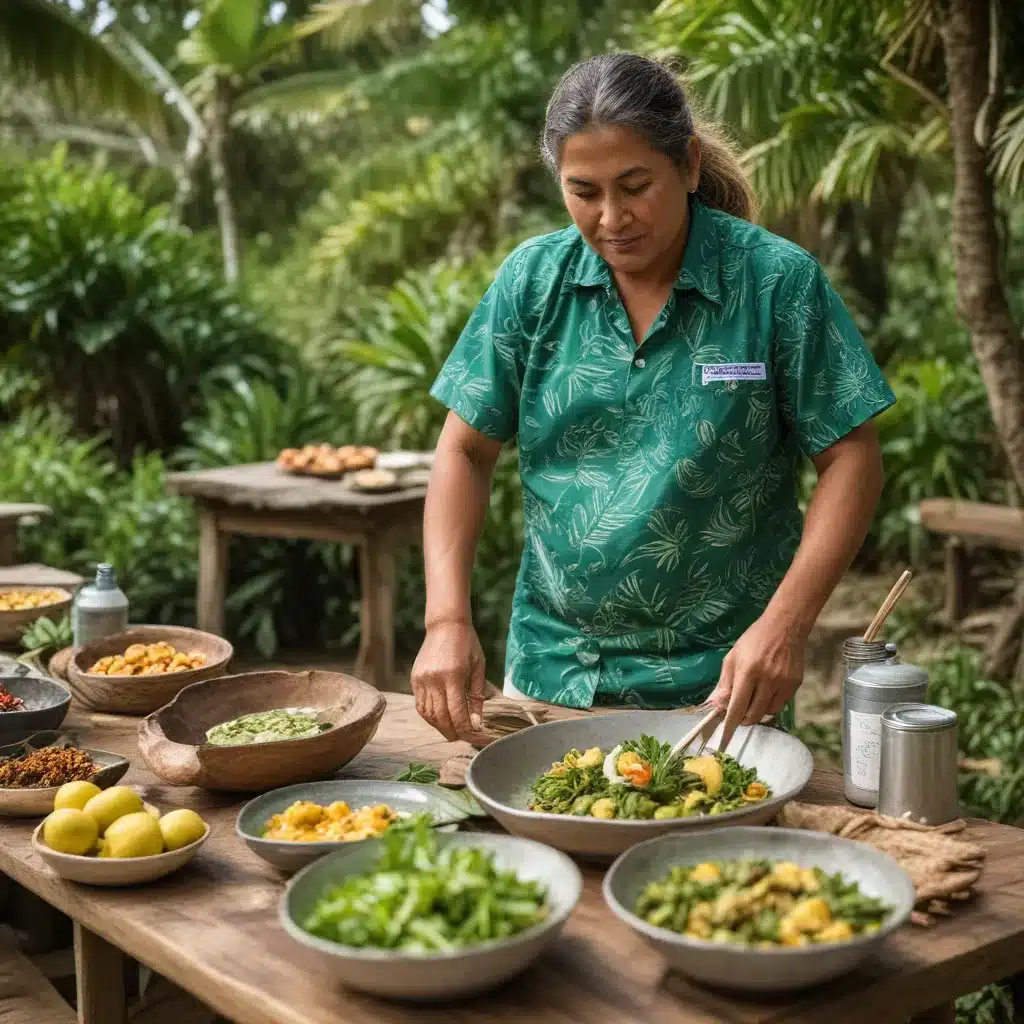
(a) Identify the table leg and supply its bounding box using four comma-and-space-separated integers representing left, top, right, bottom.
196, 508, 229, 637
354, 536, 395, 688
74, 922, 126, 1024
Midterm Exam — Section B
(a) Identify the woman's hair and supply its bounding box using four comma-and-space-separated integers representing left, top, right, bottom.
540, 52, 758, 222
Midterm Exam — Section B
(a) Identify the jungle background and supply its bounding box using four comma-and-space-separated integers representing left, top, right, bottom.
1, 3, 1023, 1018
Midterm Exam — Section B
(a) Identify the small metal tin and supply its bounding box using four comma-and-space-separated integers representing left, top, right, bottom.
842, 661, 928, 808
877, 703, 960, 826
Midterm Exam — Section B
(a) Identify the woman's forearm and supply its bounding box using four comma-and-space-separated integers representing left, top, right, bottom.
423, 416, 501, 630
764, 423, 883, 636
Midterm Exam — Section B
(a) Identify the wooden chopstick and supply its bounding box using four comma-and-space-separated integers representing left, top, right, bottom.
670, 705, 723, 761
863, 569, 913, 642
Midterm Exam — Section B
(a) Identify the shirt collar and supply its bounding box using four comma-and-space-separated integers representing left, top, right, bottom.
568, 198, 722, 306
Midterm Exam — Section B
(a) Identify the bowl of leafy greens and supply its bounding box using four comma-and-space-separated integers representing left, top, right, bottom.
466, 711, 813, 859
279, 819, 582, 1000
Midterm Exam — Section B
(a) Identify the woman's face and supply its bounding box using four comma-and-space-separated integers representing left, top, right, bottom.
559, 125, 700, 277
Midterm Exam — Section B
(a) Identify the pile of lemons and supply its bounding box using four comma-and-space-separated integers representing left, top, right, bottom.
40, 784, 207, 859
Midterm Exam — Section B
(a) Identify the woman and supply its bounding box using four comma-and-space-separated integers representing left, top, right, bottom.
411, 52, 894, 749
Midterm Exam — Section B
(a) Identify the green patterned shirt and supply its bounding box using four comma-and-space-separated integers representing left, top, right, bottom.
431, 199, 895, 710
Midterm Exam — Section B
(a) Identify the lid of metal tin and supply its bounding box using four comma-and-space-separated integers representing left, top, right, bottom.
845, 662, 929, 702
881, 702, 957, 733
842, 637, 892, 665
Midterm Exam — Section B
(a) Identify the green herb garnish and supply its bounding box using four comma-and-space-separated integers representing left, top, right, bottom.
394, 761, 441, 784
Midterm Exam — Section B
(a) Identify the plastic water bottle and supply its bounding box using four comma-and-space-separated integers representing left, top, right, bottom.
72, 564, 129, 647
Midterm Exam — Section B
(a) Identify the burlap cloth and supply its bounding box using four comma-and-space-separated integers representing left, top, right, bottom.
776, 802, 986, 925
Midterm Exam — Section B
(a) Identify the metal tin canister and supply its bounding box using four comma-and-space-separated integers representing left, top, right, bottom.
842, 662, 928, 807
877, 703, 961, 826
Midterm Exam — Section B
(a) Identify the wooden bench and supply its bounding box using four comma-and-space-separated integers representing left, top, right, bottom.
0, 930, 76, 1023
918, 498, 1024, 621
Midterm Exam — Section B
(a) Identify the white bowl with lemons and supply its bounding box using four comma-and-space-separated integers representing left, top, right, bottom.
31, 782, 210, 886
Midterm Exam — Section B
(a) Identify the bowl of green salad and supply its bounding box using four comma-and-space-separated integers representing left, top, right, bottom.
602, 826, 916, 992
138, 669, 385, 792
280, 818, 583, 1000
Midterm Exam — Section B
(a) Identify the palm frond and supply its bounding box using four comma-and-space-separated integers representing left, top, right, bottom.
993, 102, 1024, 194
0, 0, 168, 135
234, 67, 362, 112
294, 0, 422, 48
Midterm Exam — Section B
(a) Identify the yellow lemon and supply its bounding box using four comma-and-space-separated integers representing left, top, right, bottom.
143, 802, 161, 820
42, 809, 99, 856
158, 809, 207, 851
102, 812, 164, 859
82, 786, 143, 835
53, 781, 102, 812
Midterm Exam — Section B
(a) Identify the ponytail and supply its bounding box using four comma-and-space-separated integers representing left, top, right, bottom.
691, 114, 759, 222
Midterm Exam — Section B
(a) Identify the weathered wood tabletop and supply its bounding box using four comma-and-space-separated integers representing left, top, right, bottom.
1, 694, 1023, 1024
165, 463, 427, 687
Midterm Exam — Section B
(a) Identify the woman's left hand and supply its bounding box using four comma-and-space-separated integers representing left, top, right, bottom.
708, 612, 807, 749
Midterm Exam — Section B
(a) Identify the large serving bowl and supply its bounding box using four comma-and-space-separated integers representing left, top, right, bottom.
237, 779, 470, 873
0, 670, 72, 745
138, 669, 385, 792
67, 625, 233, 715
602, 826, 916, 993
0, 586, 73, 644
32, 820, 209, 887
280, 832, 582, 1001
465, 710, 814, 859
0, 731, 129, 817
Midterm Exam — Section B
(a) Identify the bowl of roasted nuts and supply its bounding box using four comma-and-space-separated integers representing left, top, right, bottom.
0, 587, 74, 644
277, 444, 378, 479
67, 626, 233, 716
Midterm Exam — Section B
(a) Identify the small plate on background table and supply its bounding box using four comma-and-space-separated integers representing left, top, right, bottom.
237, 779, 472, 873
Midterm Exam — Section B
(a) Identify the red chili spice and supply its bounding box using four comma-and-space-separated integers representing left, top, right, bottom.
0, 685, 24, 712
0, 747, 97, 788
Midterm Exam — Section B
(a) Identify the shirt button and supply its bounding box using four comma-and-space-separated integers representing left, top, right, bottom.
635, 357, 646, 368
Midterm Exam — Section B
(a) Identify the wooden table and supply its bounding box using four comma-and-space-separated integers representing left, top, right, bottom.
1, 695, 1023, 1024
166, 464, 426, 687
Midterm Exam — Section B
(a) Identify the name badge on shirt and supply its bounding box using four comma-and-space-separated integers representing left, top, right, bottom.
700, 363, 767, 386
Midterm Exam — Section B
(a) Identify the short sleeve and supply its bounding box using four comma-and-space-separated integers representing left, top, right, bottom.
772, 259, 896, 457
429, 251, 527, 443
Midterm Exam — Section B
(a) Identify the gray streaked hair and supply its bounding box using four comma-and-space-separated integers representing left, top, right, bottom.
540, 52, 757, 221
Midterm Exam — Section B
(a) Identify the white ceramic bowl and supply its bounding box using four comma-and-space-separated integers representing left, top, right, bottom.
280, 831, 582, 1001
32, 821, 209, 887
466, 710, 814, 858
603, 826, 916, 993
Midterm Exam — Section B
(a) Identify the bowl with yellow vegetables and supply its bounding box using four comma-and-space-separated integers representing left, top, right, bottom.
0, 587, 73, 644
31, 782, 210, 886
67, 626, 233, 715
602, 826, 915, 993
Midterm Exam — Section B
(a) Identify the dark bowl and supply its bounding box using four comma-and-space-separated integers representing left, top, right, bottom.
0, 673, 72, 745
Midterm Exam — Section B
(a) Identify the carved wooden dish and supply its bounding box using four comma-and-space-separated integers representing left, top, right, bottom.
137, 670, 386, 792
66, 626, 233, 715
0, 586, 73, 644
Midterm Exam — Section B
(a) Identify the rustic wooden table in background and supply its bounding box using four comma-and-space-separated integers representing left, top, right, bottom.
166, 463, 426, 688
1, 693, 1023, 1024
0, 504, 54, 568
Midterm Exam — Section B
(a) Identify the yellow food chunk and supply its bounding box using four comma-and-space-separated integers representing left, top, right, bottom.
816, 920, 854, 943
0, 588, 66, 611
743, 782, 769, 802
769, 861, 805, 892
576, 747, 603, 769
263, 800, 398, 843
683, 790, 710, 813
799, 868, 821, 892
589, 797, 616, 819
548, 762, 568, 777
690, 862, 721, 884
87, 641, 209, 676
682, 755, 723, 796
787, 897, 832, 932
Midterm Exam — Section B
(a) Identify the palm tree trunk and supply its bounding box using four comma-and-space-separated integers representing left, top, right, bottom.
207, 75, 240, 281
940, 0, 1024, 681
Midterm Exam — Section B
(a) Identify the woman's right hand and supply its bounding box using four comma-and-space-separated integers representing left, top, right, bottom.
411, 620, 492, 744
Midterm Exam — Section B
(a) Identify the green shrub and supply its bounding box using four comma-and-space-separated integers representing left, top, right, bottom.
0, 147, 286, 463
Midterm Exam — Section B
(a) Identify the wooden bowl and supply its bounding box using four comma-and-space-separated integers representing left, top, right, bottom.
66, 626, 233, 715
0, 587, 73, 644
32, 821, 209, 886
137, 670, 386, 793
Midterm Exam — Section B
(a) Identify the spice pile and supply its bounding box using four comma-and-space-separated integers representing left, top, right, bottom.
0, 684, 25, 712
0, 746, 97, 788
